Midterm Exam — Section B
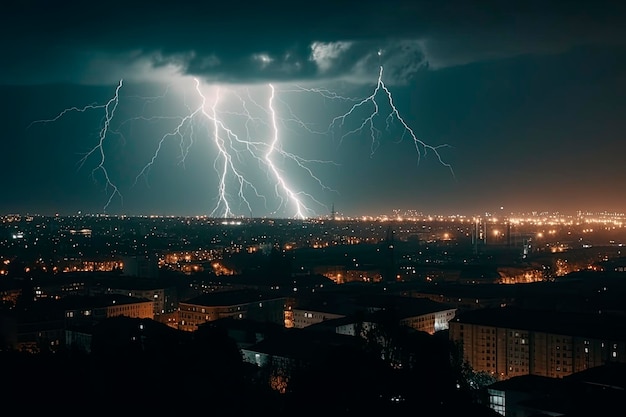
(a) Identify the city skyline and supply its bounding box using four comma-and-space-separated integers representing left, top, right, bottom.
2, 2, 626, 218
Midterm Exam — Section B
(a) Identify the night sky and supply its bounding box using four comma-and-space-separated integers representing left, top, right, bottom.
2, 1, 626, 218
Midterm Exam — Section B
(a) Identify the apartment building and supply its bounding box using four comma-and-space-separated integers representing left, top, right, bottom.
449, 307, 626, 380
178, 289, 286, 331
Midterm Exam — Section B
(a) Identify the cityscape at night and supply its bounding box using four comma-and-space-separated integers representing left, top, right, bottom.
2, 1, 626, 416
2, 211, 626, 414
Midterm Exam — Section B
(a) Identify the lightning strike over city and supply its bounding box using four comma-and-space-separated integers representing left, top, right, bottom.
4, 4, 626, 416
5, 0, 626, 218
27, 64, 454, 219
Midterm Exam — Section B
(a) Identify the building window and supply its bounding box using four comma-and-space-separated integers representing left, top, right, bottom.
489, 391, 505, 416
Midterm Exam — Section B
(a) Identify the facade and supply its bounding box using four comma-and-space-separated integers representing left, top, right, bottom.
64, 294, 154, 327
2, 295, 154, 352
63, 295, 154, 352
178, 289, 286, 331
286, 307, 346, 329
449, 307, 626, 380
358, 294, 457, 334
399, 306, 457, 334
106, 286, 176, 316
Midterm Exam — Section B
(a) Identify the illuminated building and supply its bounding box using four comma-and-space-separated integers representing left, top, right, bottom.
178, 289, 286, 331
485, 364, 625, 416
357, 294, 457, 334
286, 306, 348, 329
63, 294, 154, 324
105, 286, 176, 316
288, 295, 456, 338
449, 307, 626, 380
63, 294, 154, 352
1, 294, 154, 352
486, 374, 561, 416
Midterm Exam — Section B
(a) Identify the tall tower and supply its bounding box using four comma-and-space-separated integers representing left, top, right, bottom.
471, 217, 488, 254
331, 203, 336, 221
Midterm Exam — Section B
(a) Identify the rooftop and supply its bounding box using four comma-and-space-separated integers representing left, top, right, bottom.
452, 306, 626, 340
182, 289, 285, 307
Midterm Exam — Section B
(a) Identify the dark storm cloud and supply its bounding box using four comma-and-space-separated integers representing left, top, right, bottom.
2, 1, 626, 85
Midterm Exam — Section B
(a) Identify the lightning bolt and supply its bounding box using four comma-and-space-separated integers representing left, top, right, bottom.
130, 78, 332, 219
267, 84, 305, 219
28, 80, 125, 212
328, 66, 454, 177
207, 84, 265, 218
284, 66, 455, 178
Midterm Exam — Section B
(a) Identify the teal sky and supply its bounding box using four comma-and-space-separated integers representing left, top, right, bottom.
2, 1, 626, 218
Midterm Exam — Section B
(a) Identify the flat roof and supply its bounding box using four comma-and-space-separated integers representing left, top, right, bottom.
182, 289, 285, 307
452, 307, 626, 340
488, 374, 563, 393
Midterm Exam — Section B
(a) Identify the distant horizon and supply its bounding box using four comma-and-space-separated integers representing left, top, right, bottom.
3, 207, 625, 219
